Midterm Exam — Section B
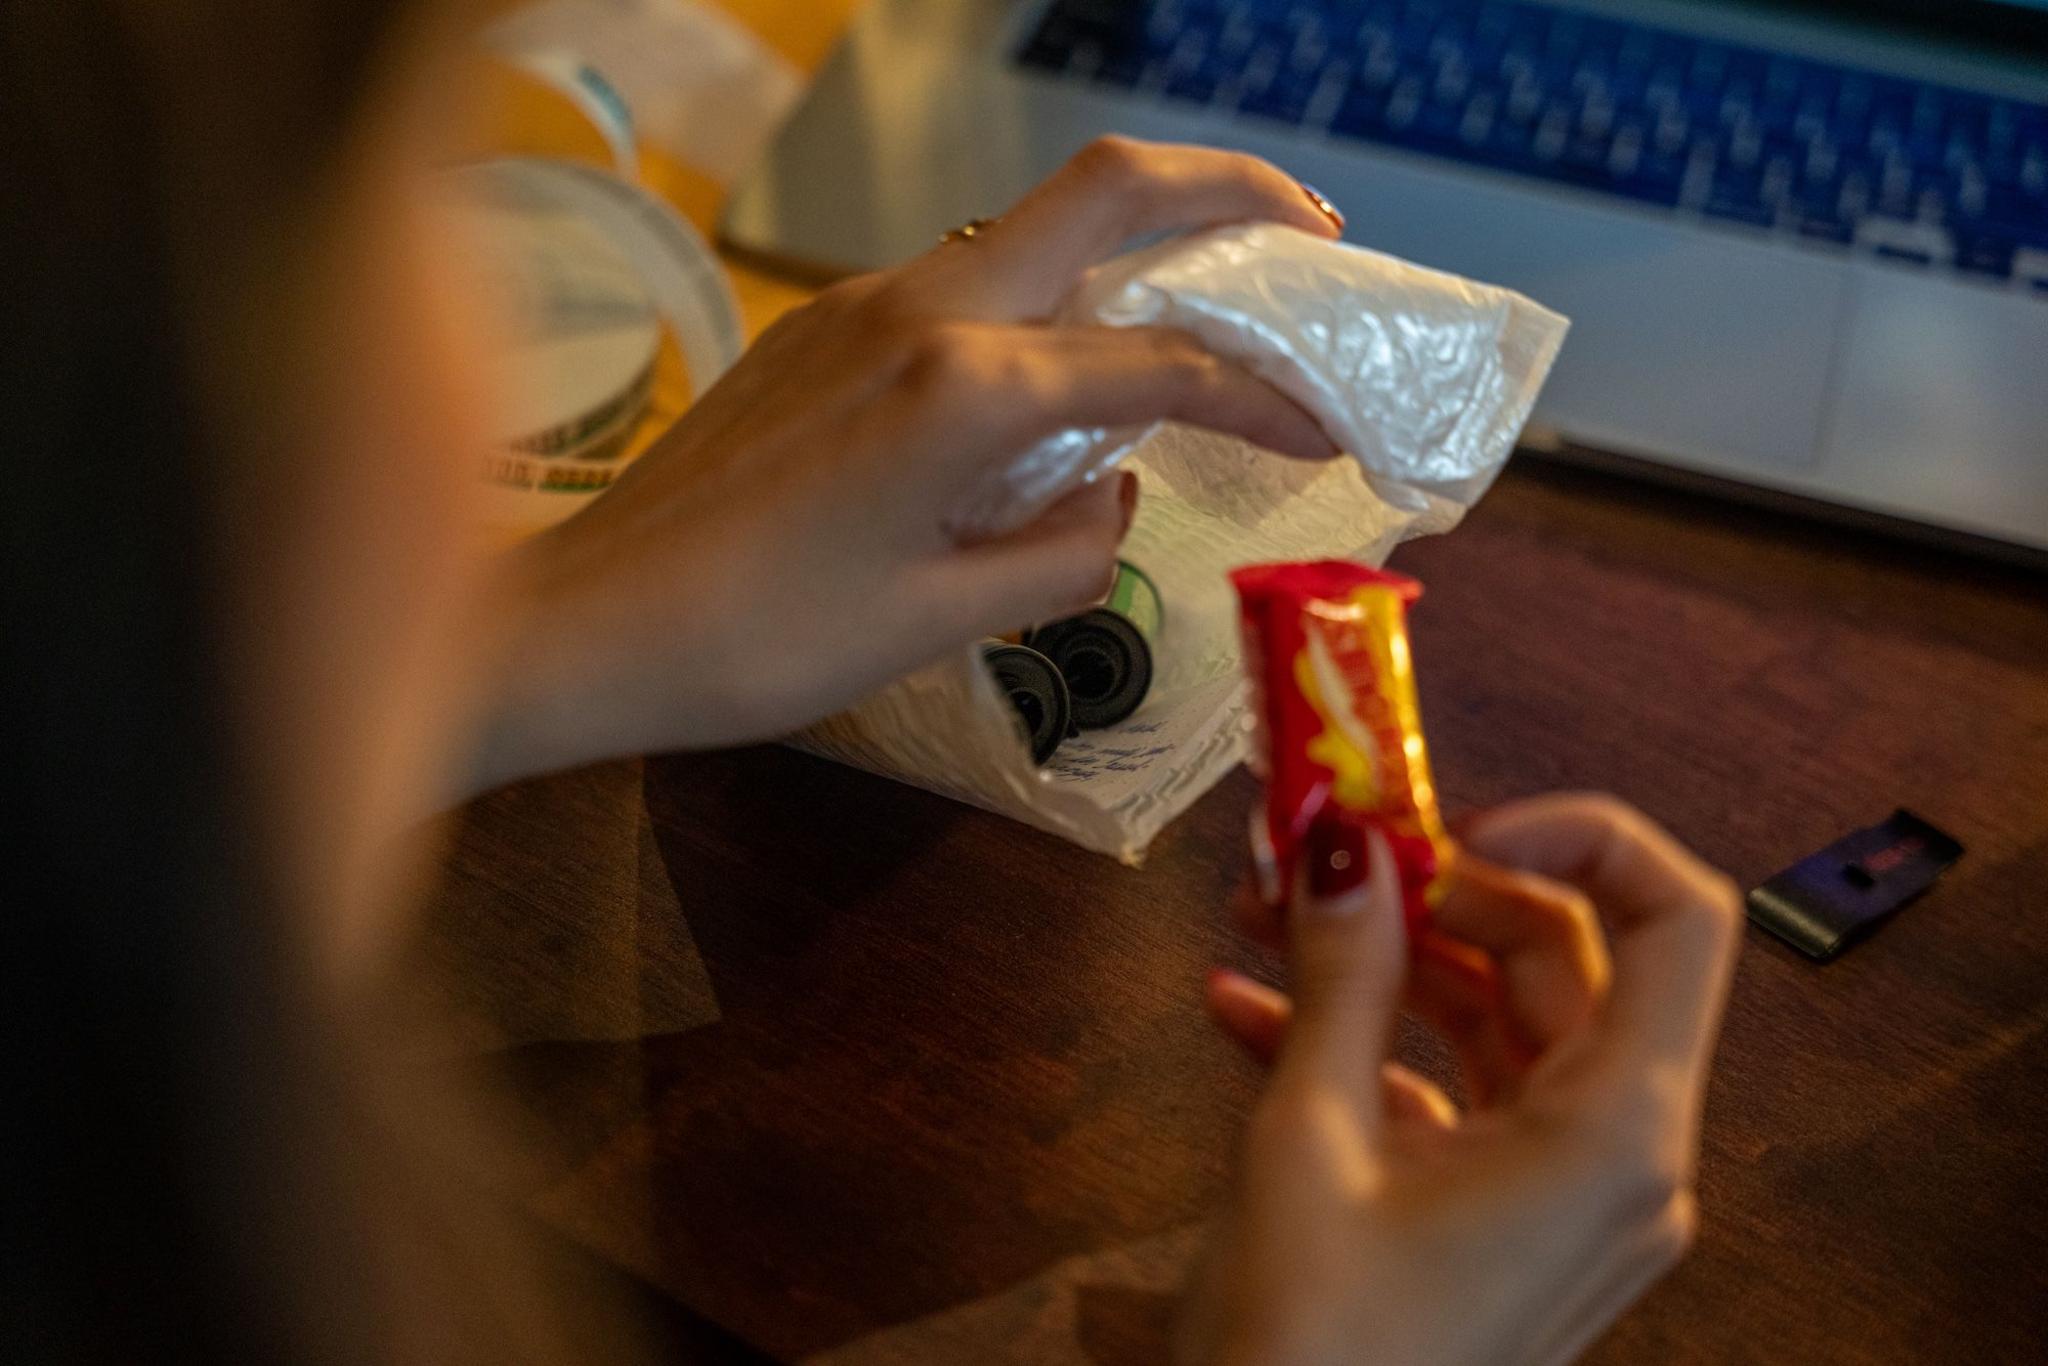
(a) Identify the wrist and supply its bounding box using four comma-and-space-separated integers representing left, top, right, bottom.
459, 529, 631, 796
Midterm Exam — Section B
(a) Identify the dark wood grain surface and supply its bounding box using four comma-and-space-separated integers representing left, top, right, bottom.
422, 458, 2048, 1364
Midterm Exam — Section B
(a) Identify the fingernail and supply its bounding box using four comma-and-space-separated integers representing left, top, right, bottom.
1305, 808, 1370, 902
1117, 469, 1139, 534
1299, 181, 1345, 232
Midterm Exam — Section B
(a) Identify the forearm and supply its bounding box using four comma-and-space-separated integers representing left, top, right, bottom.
450, 517, 787, 801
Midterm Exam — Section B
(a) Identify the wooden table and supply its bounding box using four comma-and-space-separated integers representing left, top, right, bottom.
421, 5, 2048, 1361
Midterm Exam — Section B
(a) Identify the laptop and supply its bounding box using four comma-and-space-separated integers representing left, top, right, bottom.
723, 0, 2048, 556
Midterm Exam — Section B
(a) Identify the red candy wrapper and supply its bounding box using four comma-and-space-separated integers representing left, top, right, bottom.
1231, 560, 1452, 931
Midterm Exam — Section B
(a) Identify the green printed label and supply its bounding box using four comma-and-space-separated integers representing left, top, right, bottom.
1108, 561, 1163, 642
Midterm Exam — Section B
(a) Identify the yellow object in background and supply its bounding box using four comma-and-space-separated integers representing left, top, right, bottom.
469, 0, 867, 342
452, 0, 868, 551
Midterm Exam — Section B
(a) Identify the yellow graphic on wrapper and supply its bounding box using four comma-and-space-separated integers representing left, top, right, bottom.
1291, 585, 1453, 896
1298, 632, 1383, 811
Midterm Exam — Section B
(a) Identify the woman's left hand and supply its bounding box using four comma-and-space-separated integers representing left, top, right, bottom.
472, 137, 1343, 787
1183, 795, 1741, 1366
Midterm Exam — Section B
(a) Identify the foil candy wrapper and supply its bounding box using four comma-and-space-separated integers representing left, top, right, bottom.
1231, 560, 1452, 931
949, 223, 1569, 540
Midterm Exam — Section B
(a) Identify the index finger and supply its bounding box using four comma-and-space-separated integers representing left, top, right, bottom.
929, 136, 1343, 318
1461, 794, 1742, 1089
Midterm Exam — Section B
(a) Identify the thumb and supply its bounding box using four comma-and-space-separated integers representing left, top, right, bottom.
932, 472, 1133, 639
1272, 812, 1408, 1126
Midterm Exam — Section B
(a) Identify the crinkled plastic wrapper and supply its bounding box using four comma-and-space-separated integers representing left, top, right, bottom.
795, 226, 1568, 862
1232, 562, 1451, 933
948, 223, 1568, 539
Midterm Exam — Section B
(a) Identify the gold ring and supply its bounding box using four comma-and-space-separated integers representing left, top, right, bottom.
940, 216, 999, 245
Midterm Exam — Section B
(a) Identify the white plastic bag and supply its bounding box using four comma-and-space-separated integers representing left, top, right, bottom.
950, 223, 1566, 538
800, 227, 1569, 862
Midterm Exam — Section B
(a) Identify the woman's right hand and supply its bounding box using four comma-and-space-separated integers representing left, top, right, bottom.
472, 137, 1345, 790
1184, 794, 1743, 1366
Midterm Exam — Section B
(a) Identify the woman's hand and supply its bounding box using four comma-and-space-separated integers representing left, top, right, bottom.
472, 138, 1343, 788
1183, 794, 1742, 1366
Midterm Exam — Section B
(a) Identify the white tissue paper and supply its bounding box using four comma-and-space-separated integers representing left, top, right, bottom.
797, 225, 1569, 862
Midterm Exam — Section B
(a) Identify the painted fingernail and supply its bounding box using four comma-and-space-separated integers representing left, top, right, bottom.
1117, 469, 1139, 534
1299, 181, 1345, 231
1305, 808, 1370, 902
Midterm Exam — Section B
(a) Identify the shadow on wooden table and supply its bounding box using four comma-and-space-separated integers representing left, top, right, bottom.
430, 745, 1264, 1362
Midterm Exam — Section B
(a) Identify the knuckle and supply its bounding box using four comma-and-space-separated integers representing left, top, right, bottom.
1514, 876, 1597, 946
898, 324, 987, 401
982, 340, 1039, 400
1581, 794, 1669, 868
1174, 334, 1220, 380
1559, 791, 1740, 943
861, 280, 935, 340
1579, 791, 1653, 840
1230, 151, 1287, 196
1068, 135, 1157, 200
1554, 886, 1601, 939
1156, 334, 1221, 399
899, 329, 1051, 422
